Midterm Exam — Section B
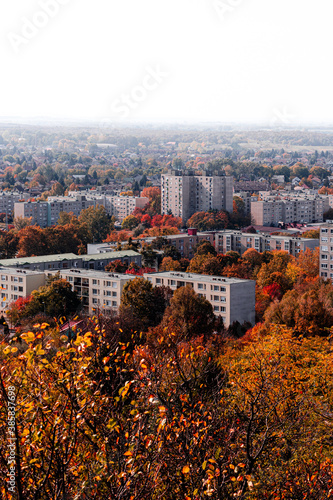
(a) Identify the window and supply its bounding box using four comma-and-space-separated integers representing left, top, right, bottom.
156, 278, 161, 284
321, 246, 328, 252
112, 301, 117, 307
68, 276, 73, 281
170, 280, 176, 286
198, 283, 206, 290
322, 255, 328, 260
92, 289, 98, 295
221, 297, 226, 303
220, 306, 226, 312
220, 287, 226, 292
112, 291, 117, 297
214, 306, 219, 312
112, 282, 117, 288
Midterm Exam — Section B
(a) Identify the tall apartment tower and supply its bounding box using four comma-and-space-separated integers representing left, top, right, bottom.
161, 170, 233, 224
319, 221, 333, 280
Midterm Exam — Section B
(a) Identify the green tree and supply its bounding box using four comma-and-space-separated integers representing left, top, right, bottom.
26, 276, 80, 318
78, 205, 111, 243
162, 285, 215, 340
120, 277, 168, 330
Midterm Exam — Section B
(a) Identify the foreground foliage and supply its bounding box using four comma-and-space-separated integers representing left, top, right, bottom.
0, 320, 333, 499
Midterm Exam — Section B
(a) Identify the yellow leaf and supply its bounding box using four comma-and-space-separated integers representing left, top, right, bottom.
124, 451, 132, 456
182, 465, 190, 474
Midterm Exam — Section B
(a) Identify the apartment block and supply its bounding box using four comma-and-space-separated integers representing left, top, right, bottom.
161, 170, 233, 224
47, 269, 137, 315
0, 254, 82, 272
14, 194, 149, 227
105, 196, 149, 221
234, 191, 258, 215
0, 268, 45, 316
14, 201, 50, 228
145, 271, 255, 327
0, 250, 141, 272
214, 230, 319, 257
319, 221, 333, 280
251, 194, 329, 226
0, 192, 30, 218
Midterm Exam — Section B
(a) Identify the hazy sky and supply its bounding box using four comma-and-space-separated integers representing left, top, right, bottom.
1, 0, 332, 125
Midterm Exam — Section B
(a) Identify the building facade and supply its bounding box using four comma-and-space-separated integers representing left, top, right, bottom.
251, 196, 329, 226
319, 221, 333, 280
14, 194, 149, 227
0, 268, 45, 317
47, 269, 137, 315
145, 271, 255, 327
161, 170, 233, 224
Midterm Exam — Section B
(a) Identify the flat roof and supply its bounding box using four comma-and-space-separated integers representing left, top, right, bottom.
49, 269, 137, 281
0, 253, 80, 266
81, 250, 140, 261
0, 267, 45, 276
144, 271, 254, 285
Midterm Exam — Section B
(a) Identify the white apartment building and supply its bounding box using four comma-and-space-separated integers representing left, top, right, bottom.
104, 195, 148, 222
214, 230, 319, 257
161, 170, 233, 224
14, 201, 49, 228
47, 269, 137, 315
0, 268, 45, 316
144, 271, 255, 327
251, 197, 329, 226
0, 192, 30, 219
14, 193, 149, 227
319, 221, 333, 280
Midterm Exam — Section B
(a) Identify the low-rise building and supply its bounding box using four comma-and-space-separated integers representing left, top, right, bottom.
0, 250, 141, 272
46, 269, 137, 315
214, 230, 319, 256
0, 268, 45, 316
14, 193, 149, 227
144, 271, 256, 327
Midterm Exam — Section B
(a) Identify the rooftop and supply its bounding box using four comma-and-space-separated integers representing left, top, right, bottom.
50, 269, 137, 281
144, 271, 254, 285
0, 253, 79, 266
0, 267, 45, 276
81, 250, 140, 261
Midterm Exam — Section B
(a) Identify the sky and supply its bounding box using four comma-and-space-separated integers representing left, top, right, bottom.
0, 0, 332, 126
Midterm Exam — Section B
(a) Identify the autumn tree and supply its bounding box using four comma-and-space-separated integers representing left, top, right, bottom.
161, 285, 216, 341
16, 226, 49, 257
0, 232, 19, 259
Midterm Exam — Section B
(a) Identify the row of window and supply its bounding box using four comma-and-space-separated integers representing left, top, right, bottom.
1, 276, 23, 282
